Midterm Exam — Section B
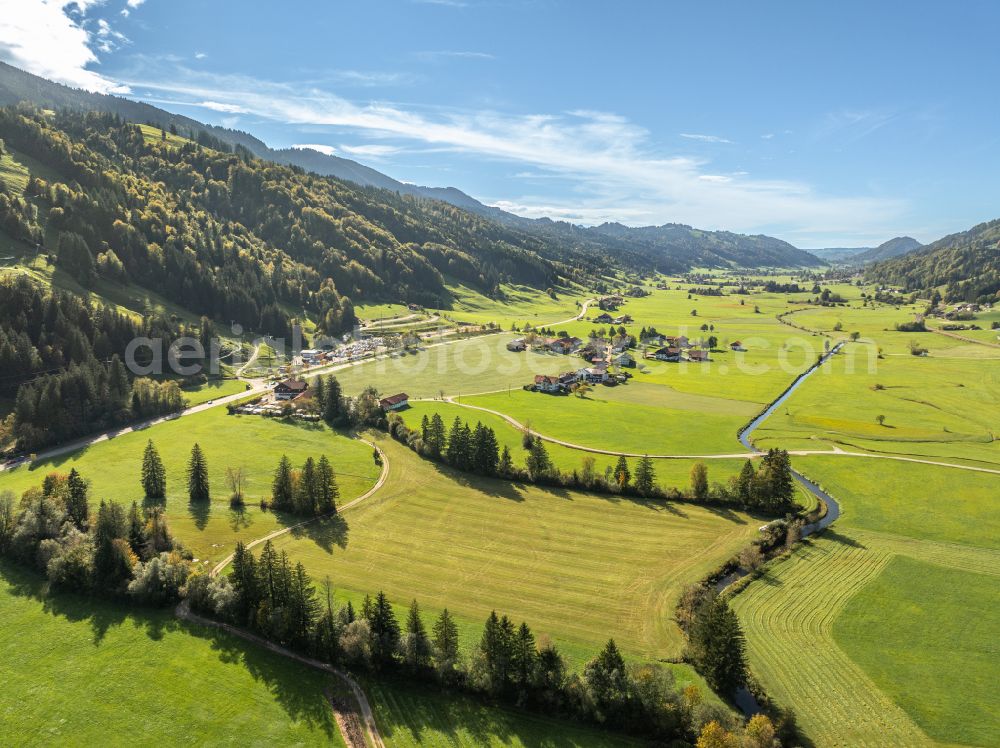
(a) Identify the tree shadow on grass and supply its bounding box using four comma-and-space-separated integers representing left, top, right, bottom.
186, 623, 337, 739
819, 528, 867, 549
702, 503, 749, 524
0, 559, 167, 644
228, 505, 253, 533
188, 499, 211, 531
288, 513, 350, 554
428, 461, 527, 502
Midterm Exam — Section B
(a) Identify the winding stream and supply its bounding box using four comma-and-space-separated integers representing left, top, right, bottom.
738, 341, 845, 536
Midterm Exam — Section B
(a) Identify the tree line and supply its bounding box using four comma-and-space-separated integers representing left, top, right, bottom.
189, 540, 783, 744
0, 469, 188, 604
385, 408, 798, 513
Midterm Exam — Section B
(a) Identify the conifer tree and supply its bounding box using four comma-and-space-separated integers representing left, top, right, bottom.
427, 412, 446, 457
402, 599, 432, 671
126, 501, 145, 558
288, 561, 319, 648
271, 455, 294, 510
230, 541, 260, 623
737, 459, 756, 504
511, 621, 537, 691
141, 439, 166, 500
497, 445, 514, 476
186, 443, 210, 503
432, 608, 461, 676
634, 455, 655, 496
65, 467, 89, 529
367, 590, 401, 665
295, 456, 318, 515
526, 439, 552, 480
316, 455, 338, 514
688, 596, 747, 695
584, 639, 630, 723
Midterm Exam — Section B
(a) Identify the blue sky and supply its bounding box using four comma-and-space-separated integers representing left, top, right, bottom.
3, 0, 999, 246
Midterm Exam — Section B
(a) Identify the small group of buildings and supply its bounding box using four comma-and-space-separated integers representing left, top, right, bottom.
593, 312, 633, 325
597, 295, 625, 311
506, 336, 584, 354
650, 346, 710, 363
530, 361, 633, 393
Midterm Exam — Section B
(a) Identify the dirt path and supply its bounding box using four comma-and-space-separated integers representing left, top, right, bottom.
209, 439, 388, 577
176, 599, 385, 748
929, 326, 1000, 348
436, 396, 1000, 475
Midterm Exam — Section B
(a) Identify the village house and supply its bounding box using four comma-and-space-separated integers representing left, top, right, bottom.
533, 374, 562, 393
300, 349, 324, 365
665, 335, 691, 348
642, 333, 667, 346
652, 346, 682, 362
549, 336, 582, 354
611, 351, 635, 368
558, 371, 580, 388
274, 378, 308, 400
593, 312, 615, 324
598, 295, 624, 311
612, 314, 633, 325
580, 365, 609, 383
730, 340, 746, 352
379, 393, 410, 411
506, 338, 527, 352
687, 349, 710, 363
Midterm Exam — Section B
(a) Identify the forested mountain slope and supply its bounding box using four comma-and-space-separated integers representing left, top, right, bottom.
0, 62, 821, 272
866, 219, 1000, 302
0, 106, 587, 339
851, 236, 922, 264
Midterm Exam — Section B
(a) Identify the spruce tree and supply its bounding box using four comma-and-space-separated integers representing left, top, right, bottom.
230, 541, 260, 623
316, 455, 339, 514
295, 456, 318, 515
432, 608, 460, 676
271, 455, 294, 510
584, 639, 630, 724
511, 621, 537, 691
322, 375, 343, 424
688, 596, 747, 695
428, 413, 446, 457
367, 590, 401, 665
634, 455, 655, 496
526, 439, 551, 480
498, 445, 514, 476
288, 562, 319, 649
141, 439, 166, 500
737, 459, 756, 504
402, 599, 432, 671
126, 501, 145, 558
420, 414, 430, 443
187, 443, 210, 503
65, 467, 89, 529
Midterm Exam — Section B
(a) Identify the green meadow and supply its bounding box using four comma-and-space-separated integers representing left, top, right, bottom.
268, 434, 759, 667
366, 677, 640, 748
0, 561, 345, 746
0, 408, 380, 561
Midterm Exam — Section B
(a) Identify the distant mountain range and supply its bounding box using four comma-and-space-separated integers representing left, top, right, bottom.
0, 60, 824, 269
851, 236, 923, 264
804, 246, 872, 262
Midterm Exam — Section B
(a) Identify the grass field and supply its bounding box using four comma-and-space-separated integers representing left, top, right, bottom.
366, 677, 639, 747
181, 378, 249, 406
0, 560, 345, 746
462, 386, 753, 456
833, 556, 999, 747
793, 456, 1000, 549
398, 399, 750, 486
0, 408, 380, 562
270, 434, 759, 667
733, 457, 1000, 746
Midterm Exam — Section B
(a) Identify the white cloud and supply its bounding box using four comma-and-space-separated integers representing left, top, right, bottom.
679, 133, 733, 144
123, 68, 907, 241
194, 100, 249, 113
194, 52, 207, 59
0, 0, 129, 93
292, 143, 337, 156
338, 144, 403, 158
